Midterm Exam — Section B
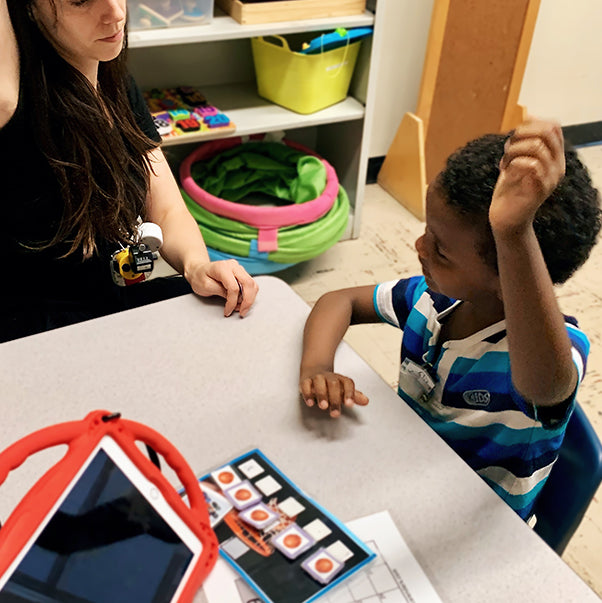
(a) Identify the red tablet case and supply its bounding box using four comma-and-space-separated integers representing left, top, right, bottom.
0, 410, 218, 602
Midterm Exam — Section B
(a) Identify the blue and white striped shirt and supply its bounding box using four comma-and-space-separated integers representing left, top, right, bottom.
374, 276, 589, 519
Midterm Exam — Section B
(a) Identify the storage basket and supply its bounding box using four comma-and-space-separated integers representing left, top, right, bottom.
251, 35, 362, 114
128, 0, 213, 30
179, 135, 349, 274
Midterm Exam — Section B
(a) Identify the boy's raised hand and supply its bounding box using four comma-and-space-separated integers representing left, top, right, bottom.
489, 119, 565, 233
489, 118, 578, 407
299, 370, 369, 418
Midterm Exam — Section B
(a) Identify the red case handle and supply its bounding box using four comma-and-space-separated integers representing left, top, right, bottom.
0, 410, 218, 602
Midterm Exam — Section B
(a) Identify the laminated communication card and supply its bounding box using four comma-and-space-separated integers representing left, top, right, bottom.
199, 449, 375, 603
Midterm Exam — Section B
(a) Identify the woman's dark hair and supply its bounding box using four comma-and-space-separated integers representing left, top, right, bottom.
7, 0, 159, 257
437, 132, 601, 284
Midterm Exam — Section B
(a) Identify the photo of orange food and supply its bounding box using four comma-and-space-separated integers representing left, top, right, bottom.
315, 558, 334, 573
283, 534, 302, 548
251, 509, 269, 521
235, 488, 252, 501
218, 471, 234, 484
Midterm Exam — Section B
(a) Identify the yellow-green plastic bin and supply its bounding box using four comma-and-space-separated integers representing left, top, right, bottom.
251, 35, 362, 115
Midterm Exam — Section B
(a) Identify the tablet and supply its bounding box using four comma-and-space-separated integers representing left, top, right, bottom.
0, 436, 204, 603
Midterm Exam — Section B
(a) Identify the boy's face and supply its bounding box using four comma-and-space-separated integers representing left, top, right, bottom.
415, 181, 500, 303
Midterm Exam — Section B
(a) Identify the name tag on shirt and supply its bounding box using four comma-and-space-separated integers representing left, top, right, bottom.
399, 358, 436, 403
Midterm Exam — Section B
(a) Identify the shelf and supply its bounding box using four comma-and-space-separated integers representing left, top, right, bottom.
129, 9, 375, 48
127, 2, 380, 241
161, 82, 365, 147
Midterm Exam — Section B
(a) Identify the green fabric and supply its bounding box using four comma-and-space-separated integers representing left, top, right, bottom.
181, 187, 349, 264
189, 142, 327, 204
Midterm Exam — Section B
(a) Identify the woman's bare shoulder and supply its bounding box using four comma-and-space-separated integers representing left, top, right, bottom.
0, 0, 19, 129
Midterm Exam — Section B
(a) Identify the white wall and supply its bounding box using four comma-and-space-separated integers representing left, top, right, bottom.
368, 0, 434, 158
369, 0, 602, 158
519, 0, 602, 126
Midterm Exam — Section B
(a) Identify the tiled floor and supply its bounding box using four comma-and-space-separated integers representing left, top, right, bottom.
276, 145, 602, 597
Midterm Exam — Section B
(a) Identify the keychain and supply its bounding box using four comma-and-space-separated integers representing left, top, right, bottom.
111, 221, 163, 287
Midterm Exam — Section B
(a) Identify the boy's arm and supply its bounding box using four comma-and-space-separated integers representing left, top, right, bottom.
0, 0, 19, 128
490, 119, 577, 408
300, 285, 379, 417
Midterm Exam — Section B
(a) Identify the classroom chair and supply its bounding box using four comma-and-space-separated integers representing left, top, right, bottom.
531, 402, 602, 554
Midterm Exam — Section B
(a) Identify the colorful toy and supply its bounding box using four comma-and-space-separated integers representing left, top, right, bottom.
159, 98, 179, 111
194, 105, 218, 117
300, 26, 373, 54
177, 86, 207, 106
152, 114, 173, 136
143, 87, 235, 140
168, 108, 191, 121
204, 113, 230, 128
176, 117, 201, 132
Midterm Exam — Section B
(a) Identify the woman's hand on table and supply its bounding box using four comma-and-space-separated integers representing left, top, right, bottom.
185, 259, 258, 317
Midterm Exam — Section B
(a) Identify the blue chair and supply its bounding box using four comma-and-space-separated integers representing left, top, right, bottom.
531, 402, 602, 554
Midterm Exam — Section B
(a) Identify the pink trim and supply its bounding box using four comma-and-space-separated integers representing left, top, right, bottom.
179, 135, 339, 229
257, 227, 279, 252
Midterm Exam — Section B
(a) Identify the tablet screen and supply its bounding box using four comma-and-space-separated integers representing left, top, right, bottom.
0, 445, 195, 602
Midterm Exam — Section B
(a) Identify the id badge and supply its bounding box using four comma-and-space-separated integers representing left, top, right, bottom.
399, 358, 436, 403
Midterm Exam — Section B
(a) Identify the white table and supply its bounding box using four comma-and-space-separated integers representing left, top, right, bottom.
0, 276, 597, 603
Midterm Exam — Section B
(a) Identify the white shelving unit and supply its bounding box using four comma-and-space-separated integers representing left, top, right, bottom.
127, 2, 382, 239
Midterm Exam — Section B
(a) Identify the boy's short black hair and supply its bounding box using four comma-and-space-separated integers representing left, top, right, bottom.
437, 133, 601, 284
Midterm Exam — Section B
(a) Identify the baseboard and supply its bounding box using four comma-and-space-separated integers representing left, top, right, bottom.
562, 121, 602, 148
367, 156, 385, 184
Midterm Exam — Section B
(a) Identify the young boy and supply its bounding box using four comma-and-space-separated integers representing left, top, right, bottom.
299, 119, 601, 519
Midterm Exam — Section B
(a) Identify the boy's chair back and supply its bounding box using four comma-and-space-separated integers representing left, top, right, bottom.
531, 402, 602, 554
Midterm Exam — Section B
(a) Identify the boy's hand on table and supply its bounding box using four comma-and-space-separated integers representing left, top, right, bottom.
490, 118, 565, 235
299, 370, 369, 418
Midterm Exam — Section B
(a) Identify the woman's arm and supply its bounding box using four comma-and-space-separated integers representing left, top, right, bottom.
145, 148, 258, 317
0, 0, 19, 128
490, 119, 577, 407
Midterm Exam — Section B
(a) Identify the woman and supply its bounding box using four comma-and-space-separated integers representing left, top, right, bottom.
0, 0, 257, 342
